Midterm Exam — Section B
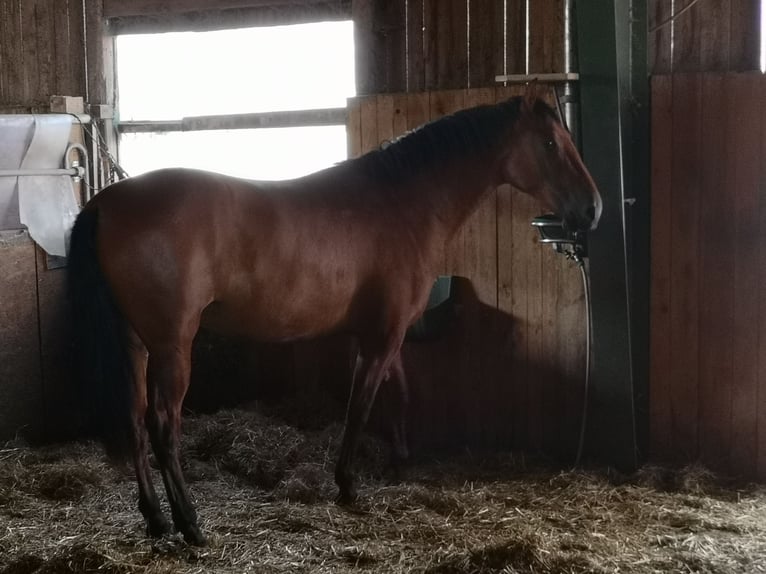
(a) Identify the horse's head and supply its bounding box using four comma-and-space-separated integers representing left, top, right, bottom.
500, 86, 602, 232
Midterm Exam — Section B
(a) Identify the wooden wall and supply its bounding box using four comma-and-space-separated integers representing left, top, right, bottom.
0, 0, 86, 112
649, 0, 761, 74
346, 87, 588, 456
354, 0, 568, 94
648, 1, 763, 478
650, 72, 766, 480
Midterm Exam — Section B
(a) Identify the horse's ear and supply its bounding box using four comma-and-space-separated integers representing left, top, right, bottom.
522, 80, 539, 113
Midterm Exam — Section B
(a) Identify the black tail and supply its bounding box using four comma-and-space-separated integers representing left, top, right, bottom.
68, 205, 133, 460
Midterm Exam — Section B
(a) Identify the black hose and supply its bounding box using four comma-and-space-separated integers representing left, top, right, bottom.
573, 257, 591, 467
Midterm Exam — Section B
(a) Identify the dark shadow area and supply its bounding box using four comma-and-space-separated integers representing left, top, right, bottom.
183, 276, 589, 467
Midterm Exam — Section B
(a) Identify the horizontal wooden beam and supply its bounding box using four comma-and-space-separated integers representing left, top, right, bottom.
107, 1, 351, 34
119, 107, 347, 133
104, 0, 349, 19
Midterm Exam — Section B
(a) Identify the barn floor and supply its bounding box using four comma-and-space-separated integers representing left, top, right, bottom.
1, 400, 765, 574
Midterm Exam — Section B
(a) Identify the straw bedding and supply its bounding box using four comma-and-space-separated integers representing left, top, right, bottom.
1, 400, 765, 574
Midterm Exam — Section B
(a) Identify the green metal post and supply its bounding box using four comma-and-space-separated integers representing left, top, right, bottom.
575, 0, 649, 470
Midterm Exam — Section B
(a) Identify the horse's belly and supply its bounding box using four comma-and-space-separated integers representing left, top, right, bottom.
200, 292, 351, 342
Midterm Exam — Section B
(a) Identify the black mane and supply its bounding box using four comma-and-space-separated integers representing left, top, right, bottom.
352, 97, 558, 184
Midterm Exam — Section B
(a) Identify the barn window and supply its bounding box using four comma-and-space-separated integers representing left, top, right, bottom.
115, 21, 355, 180
762, 0, 766, 72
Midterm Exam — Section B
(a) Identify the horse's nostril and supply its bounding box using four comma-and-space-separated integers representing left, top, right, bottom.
585, 204, 596, 221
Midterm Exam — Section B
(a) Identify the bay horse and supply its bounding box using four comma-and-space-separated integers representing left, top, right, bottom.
67, 89, 601, 545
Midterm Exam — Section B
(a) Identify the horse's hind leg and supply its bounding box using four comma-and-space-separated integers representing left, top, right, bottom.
145, 341, 205, 546
128, 335, 171, 537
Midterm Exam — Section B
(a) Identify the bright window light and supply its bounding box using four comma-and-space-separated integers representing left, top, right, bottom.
761, 0, 765, 72
115, 21, 355, 179
119, 126, 347, 180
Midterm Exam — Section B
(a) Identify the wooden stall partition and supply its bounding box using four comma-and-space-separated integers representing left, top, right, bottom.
0, 231, 44, 440
650, 72, 766, 480
354, 0, 567, 94
347, 87, 588, 456
0, 0, 86, 112
0, 111, 86, 441
649, 0, 761, 75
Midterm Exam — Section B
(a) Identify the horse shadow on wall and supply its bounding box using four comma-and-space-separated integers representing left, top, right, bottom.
186, 276, 588, 465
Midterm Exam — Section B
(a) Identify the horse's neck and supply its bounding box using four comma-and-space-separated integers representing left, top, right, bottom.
410, 156, 498, 241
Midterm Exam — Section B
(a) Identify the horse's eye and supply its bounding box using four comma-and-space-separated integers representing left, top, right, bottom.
544, 139, 556, 151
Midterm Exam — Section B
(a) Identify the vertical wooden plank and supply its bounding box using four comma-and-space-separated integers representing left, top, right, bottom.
669, 72, 701, 460
649, 75, 673, 461
391, 93, 408, 138
729, 0, 760, 71
496, 182, 517, 429
0, 231, 43, 440
424, 0, 468, 90
649, 0, 672, 74
432, 89, 467, 274
462, 87, 499, 444
462, 87, 499, 306
21, 0, 40, 104
700, 0, 731, 72
428, 89, 469, 443
494, 85, 520, 450
491, 0, 506, 79
0, 1, 7, 102
359, 96, 379, 154
354, 0, 407, 94
672, 0, 701, 72
468, 0, 502, 88
375, 93, 395, 145
539, 235, 560, 455
69, 0, 86, 98
495, 85, 534, 450
85, 0, 111, 105
522, 190, 544, 452
758, 74, 766, 481
346, 97, 363, 158
36, 248, 77, 437
34, 0, 54, 102
401, 92, 434, 445
381, 0, 407, 93
528, 0, 565, 73
53, 0, 73, 96
727, 72, 761, 478
405, 91, 430, 131
352, 0, 376, 95
698, 73, 733, 472
528, 0, 545, 73
505, 0, 526, 74
406, 0, 425, 92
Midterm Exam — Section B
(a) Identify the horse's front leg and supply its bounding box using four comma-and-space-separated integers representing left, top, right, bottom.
386, 351, 410, 476
145, 343, 205, 546
335, 337, 403, 504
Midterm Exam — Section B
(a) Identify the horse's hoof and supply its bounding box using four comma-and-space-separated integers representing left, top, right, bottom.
387, 455, 409, 483
335, 488, 358, 506
182, 525, 207, 546
147, 516, 173, 538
